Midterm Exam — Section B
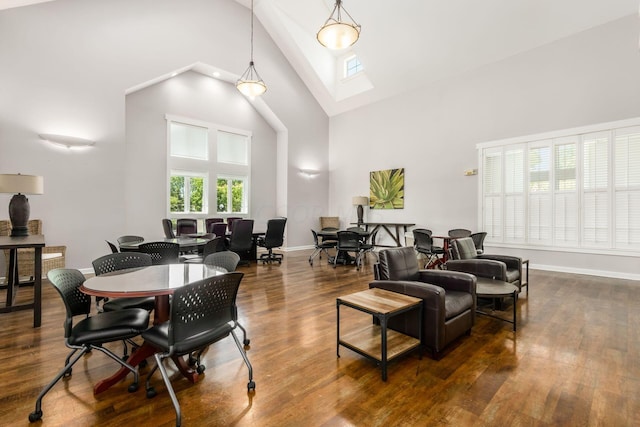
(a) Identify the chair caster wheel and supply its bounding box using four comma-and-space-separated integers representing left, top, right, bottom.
243, 339, 250, 346
196, 365, 206, 374
128, 382, 139, 393
146, 387, 157, 398
247, 380, 256, 391
63, 368, 72, 378
28, 410, 43, 422
188, 355, 197, 366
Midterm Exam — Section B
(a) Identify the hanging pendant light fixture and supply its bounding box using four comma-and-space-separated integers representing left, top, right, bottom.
317, 0, 361, 50
236, 0, 267, 97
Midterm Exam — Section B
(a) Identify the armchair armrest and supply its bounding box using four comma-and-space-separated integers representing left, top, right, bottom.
477, 254, 521, 271
446, 258, 507, 281
417, 270, 476, 295
369, 280, 446, 313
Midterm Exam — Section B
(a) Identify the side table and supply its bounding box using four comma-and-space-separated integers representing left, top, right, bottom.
0, 235, 44, 327
337, 288, 422, 381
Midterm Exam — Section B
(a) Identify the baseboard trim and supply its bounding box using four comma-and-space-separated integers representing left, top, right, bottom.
531, 263, 640, 281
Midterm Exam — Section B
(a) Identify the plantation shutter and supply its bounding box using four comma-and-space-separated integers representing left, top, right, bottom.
554, 139, 578, 246
528, 144, 552, 244
614, 126, 640, 249
582, 132, 609, 246
483, 149, 502, 241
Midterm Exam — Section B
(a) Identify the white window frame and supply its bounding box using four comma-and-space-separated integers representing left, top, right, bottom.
342, 54, 363, 80
169, 170, 208, 214
166, 115, 252, 221
477, 117, 640, 256
216, 174, 249, 214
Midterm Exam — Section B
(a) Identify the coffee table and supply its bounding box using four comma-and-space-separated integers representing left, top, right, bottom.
337, 288, 422, 381
475, 277, 519, 331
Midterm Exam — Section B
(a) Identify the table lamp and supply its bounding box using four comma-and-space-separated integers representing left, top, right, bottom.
352, 196, 369, 226
0, 174, 44, 236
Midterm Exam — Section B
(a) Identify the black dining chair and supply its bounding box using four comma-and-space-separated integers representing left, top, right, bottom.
142, 272, 254, 427
29, 269, 150, 423
117, 235, 144, 245
210, 222, 228, 237
448, 228, 472, 238
333, 230, 365, 271
106, 240, 119, 254
138, 241, 180, 265
413, 228, 445, 269
183, 237, 226, 264
227, 216, 242, 233
309, 229, 337, 265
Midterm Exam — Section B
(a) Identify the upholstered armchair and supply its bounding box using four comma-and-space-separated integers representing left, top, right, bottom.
0, 219, 66, 282
370, 246, 476, 358
446, 237, 522, 290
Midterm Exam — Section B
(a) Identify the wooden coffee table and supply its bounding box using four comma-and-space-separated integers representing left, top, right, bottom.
337, 288, 422, 381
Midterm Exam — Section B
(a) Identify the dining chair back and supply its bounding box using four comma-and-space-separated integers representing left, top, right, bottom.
183, 237, 227, 264
227, 217, 242, 233
470, 231, 487, 255
210, 222, 227, 237
205, 218, 224, 233
117, 235, 144, 245
204, 250, 241, 272
413, 229, 445, 268
29, 268, 149, 423
227, 219, 254, 254
448, 228, 472, 238
309, 229, 336, 265
176, 218, 197, 236
334, 230, 365, 270
106, 240, 119, 254
162, 219, 176, 239
141, 272, 254, 426
138, 241, 180, 265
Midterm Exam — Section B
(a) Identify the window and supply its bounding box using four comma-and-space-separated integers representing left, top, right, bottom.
344, 55, 363, 78
478, 118, 640, 254
166, 116, 251, 219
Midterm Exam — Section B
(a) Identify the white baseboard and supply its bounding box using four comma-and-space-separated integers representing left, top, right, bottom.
531, 263, 640, 281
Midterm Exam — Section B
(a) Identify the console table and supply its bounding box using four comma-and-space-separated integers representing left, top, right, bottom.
351, 222, 415, 247
0, 235, 44, 327
337, 288, 422, 381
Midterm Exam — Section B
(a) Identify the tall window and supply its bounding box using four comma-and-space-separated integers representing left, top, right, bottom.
166, 116, 251, 218
478, 118, 640, 254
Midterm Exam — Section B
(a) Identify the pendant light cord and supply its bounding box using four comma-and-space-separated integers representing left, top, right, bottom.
250, 0, 255, 63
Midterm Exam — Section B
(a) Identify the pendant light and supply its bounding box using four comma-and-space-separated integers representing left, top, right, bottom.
317, 0, 361, 50
236, 0, 267, 97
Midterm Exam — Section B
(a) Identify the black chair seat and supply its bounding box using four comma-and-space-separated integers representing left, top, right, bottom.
444, 291, 474, 320
69, 308, 150, 346
142, 322, 233, 355
103, 296, 156, 312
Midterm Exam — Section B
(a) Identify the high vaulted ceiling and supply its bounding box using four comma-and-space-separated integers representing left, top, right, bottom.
2, 0, 639, 116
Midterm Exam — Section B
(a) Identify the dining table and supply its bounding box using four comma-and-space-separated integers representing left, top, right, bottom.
80, 263, 227, 395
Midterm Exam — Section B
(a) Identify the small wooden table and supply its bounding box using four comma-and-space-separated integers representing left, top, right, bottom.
337, 288, 422, 381
0, 235, 44, 328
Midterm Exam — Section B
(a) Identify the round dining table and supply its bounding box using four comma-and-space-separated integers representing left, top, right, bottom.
81, 263, 227, 394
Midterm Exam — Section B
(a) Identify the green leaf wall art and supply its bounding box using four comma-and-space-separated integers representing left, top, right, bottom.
369, 168, 404, 209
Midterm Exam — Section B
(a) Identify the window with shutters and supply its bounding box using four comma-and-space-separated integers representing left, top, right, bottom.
477, 117, 640, 254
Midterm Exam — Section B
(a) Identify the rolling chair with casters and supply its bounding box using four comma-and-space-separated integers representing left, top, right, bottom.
210, 221, 228, 237
333, 231, 365, 271
106, 240, 119, 254
202, 251, 250, 346
227, 216, 242, 233
257, 217, 287, 264
226, 219, 254, 265
309, 229, 336, 265
28, 269, 149, 423
142, 272, 254, 427
176, 218, 197, 236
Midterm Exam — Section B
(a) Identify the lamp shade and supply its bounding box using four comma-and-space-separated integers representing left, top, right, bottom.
317, 21, 360, 49
352, 196, 368, 206
0, 174, 44, 195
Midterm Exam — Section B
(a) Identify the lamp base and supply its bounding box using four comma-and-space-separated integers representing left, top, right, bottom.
8, 194, 30, 237
357, 205, 364, 226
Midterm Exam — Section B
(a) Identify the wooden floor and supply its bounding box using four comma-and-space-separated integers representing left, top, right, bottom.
1, 250, 639, 426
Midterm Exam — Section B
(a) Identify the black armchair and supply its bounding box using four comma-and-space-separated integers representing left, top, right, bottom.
447, 237, 522, 290
226, 219, 254, 264
142, 272, 254, 426
257, 217, 287, 264
370, 246, 476, 358
29, 269, 149, 422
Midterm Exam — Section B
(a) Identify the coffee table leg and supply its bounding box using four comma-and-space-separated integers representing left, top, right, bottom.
513, 291, 517, 332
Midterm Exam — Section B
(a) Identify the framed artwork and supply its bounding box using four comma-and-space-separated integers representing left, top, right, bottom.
369, 168, 404, 209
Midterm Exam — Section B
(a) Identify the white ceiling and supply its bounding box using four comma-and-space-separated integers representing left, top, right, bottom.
2, 0, 639, 116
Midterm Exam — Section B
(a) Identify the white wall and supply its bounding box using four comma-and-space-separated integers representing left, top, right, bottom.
329, 15, 640, 278
0, 0, 329, 269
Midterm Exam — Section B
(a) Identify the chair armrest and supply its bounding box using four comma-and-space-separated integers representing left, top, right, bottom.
477, 254, 521, 270
369, 280, 446, 310
446, 259, 507, 281
416, 269, 476, 295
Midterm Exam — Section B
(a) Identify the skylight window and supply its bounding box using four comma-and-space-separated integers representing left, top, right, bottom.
344, 55, 363, 78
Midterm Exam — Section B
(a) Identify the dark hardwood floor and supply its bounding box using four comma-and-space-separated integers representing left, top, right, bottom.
1, 249, 639, 426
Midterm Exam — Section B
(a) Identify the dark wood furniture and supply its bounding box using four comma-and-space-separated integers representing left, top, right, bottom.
351, 222, 415, 247
80, 263, 227, 394
0, 235, 44, 327
475, 278, 519, 331
119, 237, 210, 253
337, 288, 422, 381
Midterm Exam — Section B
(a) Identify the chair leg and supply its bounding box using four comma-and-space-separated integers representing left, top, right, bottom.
230, 330, 255, 391
308, 248, 321, 265
153, 354, 183, 427
235, 321, 250, 346
29, 347, 89, 422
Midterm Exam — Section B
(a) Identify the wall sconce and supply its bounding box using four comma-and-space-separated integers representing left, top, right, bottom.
464, 169, 478, 176
299, 169, 320, 178
39, 134, 95, 149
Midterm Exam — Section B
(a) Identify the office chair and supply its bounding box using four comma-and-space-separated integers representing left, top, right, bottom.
204, 217, 224, 233
183, 237, 226, 264
333, 231, 365, 271
448, 228, 472, 238
413, 228, 445, 269
162, 218, 176, 238
117, 235, 144, 245
470, 231, 487, 255
29, 269, 149, 423
106, 240, 119, 254
309, 229, 336, 265
257, 217, 287, 263
176, 218, 197, 236
142, 272, 254, 427
226, 219, 254, 265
